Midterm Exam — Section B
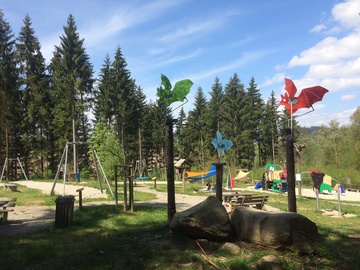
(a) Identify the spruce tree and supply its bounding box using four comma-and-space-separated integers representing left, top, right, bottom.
221, 73, 247, 168
49, 14, 94, 173
204, 77, 224, 159
184, 86, 209, 169
110, 46, 138, 164
94, 54, 115, 127
0, 10, 21, 179
259, 90, 280, 166
16, 14, 50, 175
245, 77, 264, 168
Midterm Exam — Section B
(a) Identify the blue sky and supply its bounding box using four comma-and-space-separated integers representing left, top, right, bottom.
1, 0, 359, 127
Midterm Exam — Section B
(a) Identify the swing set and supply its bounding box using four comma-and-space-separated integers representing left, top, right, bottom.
0, 157, 29, 181
50, 141, 114, 199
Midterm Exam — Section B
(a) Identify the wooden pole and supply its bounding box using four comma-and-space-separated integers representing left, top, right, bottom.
129, 165, 134, 213
213, 163, 225, 202
166, 118, 177, 224
285, 128, 297, 213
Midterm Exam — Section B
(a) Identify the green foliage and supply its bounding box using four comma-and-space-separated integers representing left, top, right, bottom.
90, 123, 123, 181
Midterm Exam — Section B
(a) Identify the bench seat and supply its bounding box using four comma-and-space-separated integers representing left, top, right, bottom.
0, 197, 17, 224
232, 195, 269, 209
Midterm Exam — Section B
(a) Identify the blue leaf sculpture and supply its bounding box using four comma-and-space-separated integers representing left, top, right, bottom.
211, 131, 233, 154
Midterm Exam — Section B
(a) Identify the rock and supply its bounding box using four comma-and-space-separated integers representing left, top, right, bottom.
219, 242, 241, 255
230, 207, 319, 254
169, 196, 231, 241
253, 255, 282, 270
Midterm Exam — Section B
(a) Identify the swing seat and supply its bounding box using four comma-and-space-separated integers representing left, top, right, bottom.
136, 176, 148, 181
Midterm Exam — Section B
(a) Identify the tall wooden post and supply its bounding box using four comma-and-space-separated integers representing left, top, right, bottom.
286, 128, 297, 213
5, 126, 9, 180
166, 118, 177, 224
214, 163, 225, 202
129, 165, 134, 213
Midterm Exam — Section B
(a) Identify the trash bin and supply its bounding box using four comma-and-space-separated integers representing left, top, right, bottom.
55, 195, 75, 227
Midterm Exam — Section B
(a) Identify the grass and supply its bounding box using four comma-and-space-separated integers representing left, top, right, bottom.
0, 180, 359, 269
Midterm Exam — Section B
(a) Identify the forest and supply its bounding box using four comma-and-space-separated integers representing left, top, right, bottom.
1, 11, 359, 188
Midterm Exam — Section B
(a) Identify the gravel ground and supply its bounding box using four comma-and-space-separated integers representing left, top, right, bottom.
1, 180, 359, 236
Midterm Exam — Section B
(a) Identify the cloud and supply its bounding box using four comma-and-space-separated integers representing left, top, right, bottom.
187, 50, 269, 82
341, 93, 358, 100
332, 0, 360, 30
310, 23, 327, 33
82, 0, 183, 47
158, 18, 223, 43
155, 48, 204, 66
260, 73, 286, 88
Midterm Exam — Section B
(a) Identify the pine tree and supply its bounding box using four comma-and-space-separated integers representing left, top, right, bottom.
49, 14, 94, 173
245, 77, 263, 168
204, 77, 224, 158
221, 73, 248, 168
259, 90, 280, 166
94, 54, 115, 127
0, 10, 21, 179
110, 46, 138, 164
174, 107, 187, 157
184, 87, 209, 169
16, 14, 50, 175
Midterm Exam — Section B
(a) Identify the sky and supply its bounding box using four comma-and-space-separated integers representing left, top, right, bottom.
1, 0, 359, 127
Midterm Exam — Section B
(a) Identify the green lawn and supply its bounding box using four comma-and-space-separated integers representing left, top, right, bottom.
0, 180, 359, 269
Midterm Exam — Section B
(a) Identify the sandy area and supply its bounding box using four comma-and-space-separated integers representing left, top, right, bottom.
1, 180, 359, 236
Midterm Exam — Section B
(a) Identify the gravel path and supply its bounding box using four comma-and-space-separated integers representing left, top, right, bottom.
1, 181, 359, 236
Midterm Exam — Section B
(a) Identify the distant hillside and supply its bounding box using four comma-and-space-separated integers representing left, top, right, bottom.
300, 126, 321, 135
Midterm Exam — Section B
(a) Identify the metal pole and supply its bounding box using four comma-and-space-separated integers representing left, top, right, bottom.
337, 189, 342, 215
17, 157, 29, 181
0, 158, 7, 181
315, 188, 320, 212
51, 144, 67, 195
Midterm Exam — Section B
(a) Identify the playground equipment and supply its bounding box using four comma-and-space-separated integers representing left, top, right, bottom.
310, 170, 345, 194
186, 165, 216, 181
0, 157, 29, 181
134, 159, 150, 180
259, 163, 288, 193
51, 141, 114, 198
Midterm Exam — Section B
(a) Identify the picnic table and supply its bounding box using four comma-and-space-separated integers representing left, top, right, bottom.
0, 197, 17, 224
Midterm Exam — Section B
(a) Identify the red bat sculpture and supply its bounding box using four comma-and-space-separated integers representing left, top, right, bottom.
280, 78, 329, 114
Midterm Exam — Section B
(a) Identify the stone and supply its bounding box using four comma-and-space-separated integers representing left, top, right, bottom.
169, 196, 231, 241
230, 206, 319, 254
254, 255, 282, 270
219, 242, 241, 255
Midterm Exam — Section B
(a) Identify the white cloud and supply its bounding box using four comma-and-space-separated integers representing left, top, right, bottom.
82, 0, 183, 47
155, 48, 204, 66
332, 0, 360, 30
158, 19, 222, 43
310, 23, 327, 33
260, 73, 286, 88
341, 94, 358, 100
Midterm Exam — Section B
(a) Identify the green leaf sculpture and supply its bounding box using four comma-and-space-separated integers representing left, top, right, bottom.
157, 74, 193, 108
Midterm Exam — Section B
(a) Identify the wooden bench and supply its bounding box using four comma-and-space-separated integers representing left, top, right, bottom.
0, 197, 17, 224
4, 183, 17, 191
232, 195, 269, 209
